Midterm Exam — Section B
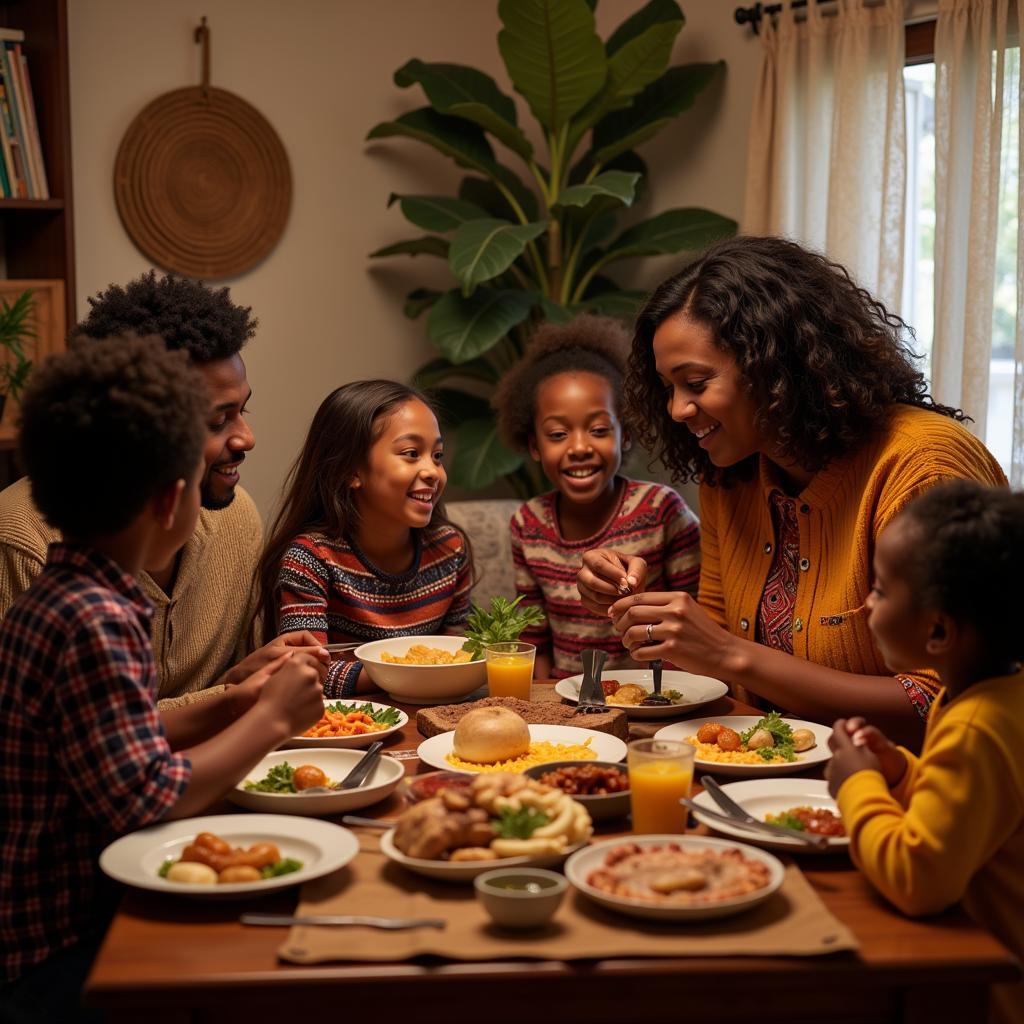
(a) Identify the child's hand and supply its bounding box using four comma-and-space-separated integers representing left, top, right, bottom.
826, 718, 883, 797
577, 549, 648, 614
256, 652, 325, 737
219, 632, 330, 687
842, 716, 908, 789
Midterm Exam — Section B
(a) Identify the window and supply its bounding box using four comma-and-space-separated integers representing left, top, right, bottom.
903, 37, 1017, 474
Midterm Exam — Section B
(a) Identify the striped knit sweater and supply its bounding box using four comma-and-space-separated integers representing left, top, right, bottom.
511, 478, 700, 678
276, 524, 472, 697
699, 405, 1007, 714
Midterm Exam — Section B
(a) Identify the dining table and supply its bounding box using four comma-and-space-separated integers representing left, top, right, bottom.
85, 684, 1020, 1024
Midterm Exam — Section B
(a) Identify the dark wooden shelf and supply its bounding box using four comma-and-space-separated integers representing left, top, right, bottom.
0, 198, 64, 210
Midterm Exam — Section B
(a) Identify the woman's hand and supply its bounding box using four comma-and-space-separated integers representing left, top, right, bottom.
608, 591, 739, 679
840, 716, 908, 789
218, 631, 330, 688
826, 719, 883, 796
577, 549, 648, 615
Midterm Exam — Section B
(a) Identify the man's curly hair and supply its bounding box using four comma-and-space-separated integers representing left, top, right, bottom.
74, 271, 257, 364
626, 235, 967, 486
493, 314, 631, 452
20, 336, 208, 538
898, 481, 1024, 665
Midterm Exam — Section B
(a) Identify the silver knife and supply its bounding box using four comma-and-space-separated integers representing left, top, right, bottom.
696, 776, 830, 849
241, 913, 446, 930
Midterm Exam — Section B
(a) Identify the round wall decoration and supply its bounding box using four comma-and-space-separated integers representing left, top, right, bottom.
113, 20, 291, 280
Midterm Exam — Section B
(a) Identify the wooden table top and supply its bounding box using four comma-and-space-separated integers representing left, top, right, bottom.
85, 686, 1020, 1023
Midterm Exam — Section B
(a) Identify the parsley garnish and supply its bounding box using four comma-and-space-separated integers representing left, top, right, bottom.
244, 762, 296, 793
492, 806, 550, 839
325, 701, 401, 726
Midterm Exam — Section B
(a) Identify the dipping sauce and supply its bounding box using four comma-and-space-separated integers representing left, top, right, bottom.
485, 875, 561, 893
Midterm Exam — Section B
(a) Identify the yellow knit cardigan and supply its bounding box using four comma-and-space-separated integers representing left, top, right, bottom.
698, 405, 1007, 703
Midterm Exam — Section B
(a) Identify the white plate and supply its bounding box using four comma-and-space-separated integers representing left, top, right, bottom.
690, 779, 849, 853
285, 699, 408, 749
555, 669, 729, 719
654, 716, 833, 777
566, 834, 785, 921
228, 748, 405, 817
379, 828, 586, 883
417, 724, 628, 774
99, 814, 358, 899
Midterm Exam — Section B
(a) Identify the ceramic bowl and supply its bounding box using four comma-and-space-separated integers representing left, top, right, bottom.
354, 635, 485, 705
523, 760, 631, 821
474, 868, 568, 928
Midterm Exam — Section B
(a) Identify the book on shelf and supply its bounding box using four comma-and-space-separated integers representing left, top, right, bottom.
0, 28, 47, 200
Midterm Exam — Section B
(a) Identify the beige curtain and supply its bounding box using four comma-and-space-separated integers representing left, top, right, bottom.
744, 0, 907, 310
933, 0, 1023, 484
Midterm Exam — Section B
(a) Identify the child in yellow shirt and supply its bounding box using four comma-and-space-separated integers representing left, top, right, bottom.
826, 480, 1024, 1024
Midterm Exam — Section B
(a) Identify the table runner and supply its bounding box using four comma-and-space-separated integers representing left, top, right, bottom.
278, 832, 858, 964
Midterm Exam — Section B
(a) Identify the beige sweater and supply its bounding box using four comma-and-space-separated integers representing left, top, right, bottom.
0, 476, 263, 701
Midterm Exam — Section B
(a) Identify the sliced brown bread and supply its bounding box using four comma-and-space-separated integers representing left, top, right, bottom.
416, 695, 628, 741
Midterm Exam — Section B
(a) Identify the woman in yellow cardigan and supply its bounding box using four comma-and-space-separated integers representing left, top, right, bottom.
577, 236, 1005, 746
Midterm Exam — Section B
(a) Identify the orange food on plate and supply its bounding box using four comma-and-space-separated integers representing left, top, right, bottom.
302, 708, 387, 738
696, 722, 725, 744
716, 727, 741, 752
292, 764, 328, 790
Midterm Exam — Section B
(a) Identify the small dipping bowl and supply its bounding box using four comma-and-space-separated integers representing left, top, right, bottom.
474, 868, 568, 929
401, 770, 474, 804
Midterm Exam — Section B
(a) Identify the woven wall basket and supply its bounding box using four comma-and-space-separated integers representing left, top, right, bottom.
114, 22, 291, 280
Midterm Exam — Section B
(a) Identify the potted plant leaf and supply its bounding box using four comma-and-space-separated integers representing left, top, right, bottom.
0, 288, 35, 423
367, 0, 737, 496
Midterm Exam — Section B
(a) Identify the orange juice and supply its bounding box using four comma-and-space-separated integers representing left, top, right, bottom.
629, 759, 693, 834
486, 655, 533, 701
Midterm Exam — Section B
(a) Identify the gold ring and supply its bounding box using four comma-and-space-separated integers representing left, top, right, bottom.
646, 623, 654, 643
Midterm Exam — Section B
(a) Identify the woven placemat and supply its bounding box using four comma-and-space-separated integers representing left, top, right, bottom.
278, 835, 858, 964
114, 85, 291, 279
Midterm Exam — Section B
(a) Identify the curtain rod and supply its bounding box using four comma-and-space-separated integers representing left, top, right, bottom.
735, 1, 833, 34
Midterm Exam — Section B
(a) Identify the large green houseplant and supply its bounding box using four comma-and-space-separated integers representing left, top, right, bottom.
0, 288, 35, 422
367, 0, 736, 496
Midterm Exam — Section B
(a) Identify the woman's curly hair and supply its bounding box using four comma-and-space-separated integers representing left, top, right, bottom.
625, 235, 967, 486
493, 313, 631, 452
75, 270, 257, 365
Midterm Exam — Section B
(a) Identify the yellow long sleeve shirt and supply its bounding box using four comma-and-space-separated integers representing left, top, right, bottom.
837, 672, 1024, 1024
698, 405, 1006, 712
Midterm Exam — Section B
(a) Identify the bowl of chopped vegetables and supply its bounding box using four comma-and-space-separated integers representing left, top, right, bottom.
227, 748, 405, 816
286, 699, 408, 749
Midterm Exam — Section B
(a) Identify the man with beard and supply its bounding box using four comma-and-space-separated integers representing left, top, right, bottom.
0, 271, 327, 701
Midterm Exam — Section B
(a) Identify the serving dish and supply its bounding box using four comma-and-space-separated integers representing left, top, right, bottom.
99, 814, 358, 899
556, 668, 728, 719
689, 778, 849, 853
354, 635, 485, 704
416, 724, 628, 774
564, 834, 785, 921
654, 716, 833, 777
523, 760, 630, 821
228, 748, 404, 817
379, 828, 586, 882
285, 698, 408, 749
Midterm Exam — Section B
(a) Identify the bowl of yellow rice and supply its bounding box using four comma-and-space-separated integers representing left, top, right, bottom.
355, 635, 486, 705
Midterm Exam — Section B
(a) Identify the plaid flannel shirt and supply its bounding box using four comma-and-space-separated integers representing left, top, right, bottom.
0, 543, 191, 982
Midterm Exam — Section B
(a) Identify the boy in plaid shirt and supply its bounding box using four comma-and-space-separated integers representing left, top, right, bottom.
0, 338, 325, 1023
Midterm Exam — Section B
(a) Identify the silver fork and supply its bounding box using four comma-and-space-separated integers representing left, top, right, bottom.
575, 648, 608, 715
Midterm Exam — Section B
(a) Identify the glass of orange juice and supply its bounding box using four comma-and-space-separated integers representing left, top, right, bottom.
627, 738, 694, 834
484, 642, 536, 701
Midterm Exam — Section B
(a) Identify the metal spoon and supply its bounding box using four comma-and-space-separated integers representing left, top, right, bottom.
301, 741, 384, 794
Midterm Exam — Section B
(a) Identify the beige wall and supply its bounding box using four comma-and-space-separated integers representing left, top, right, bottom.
68, 0, 762, 522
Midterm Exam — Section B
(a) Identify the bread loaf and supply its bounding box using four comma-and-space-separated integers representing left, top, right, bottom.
416, 695, 628, 741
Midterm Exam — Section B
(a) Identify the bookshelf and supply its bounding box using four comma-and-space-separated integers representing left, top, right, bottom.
0, 0, 72, 458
